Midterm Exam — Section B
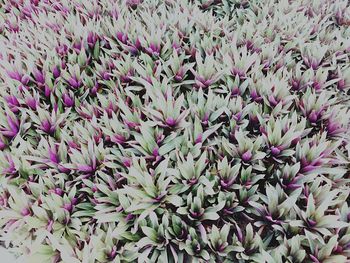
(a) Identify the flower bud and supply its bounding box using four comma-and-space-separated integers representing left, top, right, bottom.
62, 93, 74, 107
270, 146, 281, 156
122, 158, 132, 168
6, 115, 19, 136
5, 95, 20, 110
52, 66, 61, 79
87, 32, 98, 48
116, 32, 128, 44
73, 41, 82, 52
55, 188, 63, 196
49, 149, 59, 164
307, 218, 317, 227
26, 97, 37, 110
195, 134, 202, 144
68, 76, 81, 89
111, 134, 126, 144
165, 117, 176, 127
33, 68, 45, 84
312, 81, 321, 91
250, 90, 262, 102
56, 44, 68, 56
44, 85, 51, 97
268, 95, 279, 106
7, 70, 21, 81
231, 86, 240, 97
308, 110, 318, 123
152, 147, 159, 157
20, 207, 31, 216
63, 203, 73, 212
241, 150, 252, 162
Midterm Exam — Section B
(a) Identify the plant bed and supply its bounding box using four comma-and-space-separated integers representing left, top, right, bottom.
0, 0, 349, 262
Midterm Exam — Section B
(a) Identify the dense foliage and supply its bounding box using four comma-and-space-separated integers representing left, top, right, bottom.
0, 0, 350, 262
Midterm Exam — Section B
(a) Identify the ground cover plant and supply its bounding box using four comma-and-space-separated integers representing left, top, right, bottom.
0, 0, 350, 262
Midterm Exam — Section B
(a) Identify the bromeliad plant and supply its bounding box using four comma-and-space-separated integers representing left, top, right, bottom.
0, 0, 350, 262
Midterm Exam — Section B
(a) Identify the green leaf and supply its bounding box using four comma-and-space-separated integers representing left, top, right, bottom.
202, 212, 219, 221
93, 41, 100, 59
141, 226, 158, 242
167, 195, 184, 207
